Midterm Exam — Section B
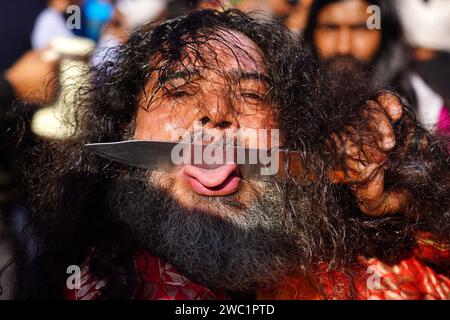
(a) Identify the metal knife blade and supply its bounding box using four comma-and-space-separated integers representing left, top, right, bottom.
85, 140, 305, 182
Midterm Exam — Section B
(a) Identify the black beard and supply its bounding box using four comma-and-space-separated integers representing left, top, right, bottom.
105, 169, 319, 294
320, 54, 374, 79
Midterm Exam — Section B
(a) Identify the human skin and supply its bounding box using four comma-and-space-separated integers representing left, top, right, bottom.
134, 29, 405, 216
4, 50, 60, 105
314, 0, 382, 63
133, 31, 277, 209
49, 0, 82, 13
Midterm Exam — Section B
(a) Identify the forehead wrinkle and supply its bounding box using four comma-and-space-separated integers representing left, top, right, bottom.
182, 29, 267, 75
213, 40, 265, 75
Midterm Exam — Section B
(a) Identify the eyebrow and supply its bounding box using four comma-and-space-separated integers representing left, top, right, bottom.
318, 22, 369, 28
158, 68, 200, 85
238, 72, 271, 85
158, 69, 271, 86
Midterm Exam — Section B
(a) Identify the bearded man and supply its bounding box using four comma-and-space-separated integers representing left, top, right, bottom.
15, 9, 449, 300
302, 0, 449, 134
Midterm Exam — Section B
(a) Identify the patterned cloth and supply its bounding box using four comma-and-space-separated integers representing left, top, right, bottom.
260, 232, 450, 300
362, 257, 450, 300
65, 250, 228, 300
133, 251, 229, 300
66, 234, 450, 300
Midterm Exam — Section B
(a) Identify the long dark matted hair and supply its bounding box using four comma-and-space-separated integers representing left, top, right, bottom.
12, 9, 449, 299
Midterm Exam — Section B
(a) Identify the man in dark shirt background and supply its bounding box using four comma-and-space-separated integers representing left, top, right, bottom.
0, 1, 46, 72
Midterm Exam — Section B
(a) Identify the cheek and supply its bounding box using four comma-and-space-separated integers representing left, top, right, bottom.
315, 31, 338, 58
352, 31, 381, 62
134, 105, 198, 141
237, 110, 279, 148
134, 108, 171, 140
237, 105, 277, 127
268, 0, 291, 16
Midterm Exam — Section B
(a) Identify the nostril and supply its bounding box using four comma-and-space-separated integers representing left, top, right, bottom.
218, 121, 232, 128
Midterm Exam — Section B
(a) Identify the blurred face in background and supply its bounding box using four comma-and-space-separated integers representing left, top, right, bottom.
50, 0, 82, 11
232, 0, 294, 16
198, 0, 229, 9
233, 0, 313, 34
266, 0, 297, 17
314, 0, 381, 63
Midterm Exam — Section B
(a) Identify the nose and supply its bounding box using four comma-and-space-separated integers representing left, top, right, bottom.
199, 116, 236, 130
195, 94, 239, 132
194, 113, 238, 146
336, 27, 352, 55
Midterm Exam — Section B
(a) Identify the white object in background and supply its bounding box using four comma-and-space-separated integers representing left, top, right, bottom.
32, 37, 96, 140
116, 0, 168, 29
31, 7, 75, 50
410, 73, 444, 132
47, 36, 95, 57
396, 0, 450, 52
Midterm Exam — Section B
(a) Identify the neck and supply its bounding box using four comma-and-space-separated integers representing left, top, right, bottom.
413, 47, 439, 61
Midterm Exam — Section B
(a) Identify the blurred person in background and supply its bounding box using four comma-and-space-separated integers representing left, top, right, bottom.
166, 0, 201, 18
265, 0, 314, 35
0, 1, 46, 71
93, 0, 200, 67
198, 0, 228, 9
232, 0, 313, 35
1, 50, 60, 203
0, 50, 60, 300
113, 0, 169, 30
83, 0, 115, 42
32, 0, 83, 49
396, 0, 450, 134
1, 51, 60, 108
303, 0, 449, 134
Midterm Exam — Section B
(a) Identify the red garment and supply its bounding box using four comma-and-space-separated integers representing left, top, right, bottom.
65, 250, 229, 300
66, 236, 450, 300
133, 251, 229, 300
262, 232, 450, 300
313, 256, 450, 300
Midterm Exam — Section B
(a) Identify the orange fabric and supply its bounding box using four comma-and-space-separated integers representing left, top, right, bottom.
257, 256, 450, 300
413, 231, 450, 266
66, 235, 450, 301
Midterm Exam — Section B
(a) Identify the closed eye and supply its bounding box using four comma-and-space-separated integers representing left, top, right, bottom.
241, 92, 265, 101
170, 89, 192, 98
318, 24, 339, 31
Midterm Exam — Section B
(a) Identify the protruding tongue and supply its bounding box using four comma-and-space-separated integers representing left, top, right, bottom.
181, 163, 241, 196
